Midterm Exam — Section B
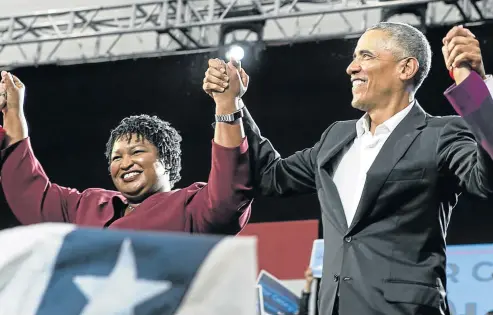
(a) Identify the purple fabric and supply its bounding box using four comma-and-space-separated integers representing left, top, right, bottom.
445, 71, 493, 161
0, 126, 4, 149
444, 71, 490, 116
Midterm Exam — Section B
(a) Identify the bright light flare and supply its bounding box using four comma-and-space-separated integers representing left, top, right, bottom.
225, 45, 245, 61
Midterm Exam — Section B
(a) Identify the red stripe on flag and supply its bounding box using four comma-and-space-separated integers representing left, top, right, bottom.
239, 220, 319, 280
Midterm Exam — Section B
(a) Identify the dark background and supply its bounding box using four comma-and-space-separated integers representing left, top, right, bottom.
1, 23, 492, 245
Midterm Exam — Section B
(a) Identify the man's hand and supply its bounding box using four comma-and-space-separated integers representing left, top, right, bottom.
1, 71, 25, 113
203, 58, 248, 113
442, 25, 486, 81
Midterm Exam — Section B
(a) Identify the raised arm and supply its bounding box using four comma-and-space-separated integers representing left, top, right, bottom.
436, 114, 493, 199
0, 72, 81, 224
241, 103, 329, 197
438, 27, 493, 198
185, 138, 252, 234
186, 59, 253, 234
203, 61, 326, 197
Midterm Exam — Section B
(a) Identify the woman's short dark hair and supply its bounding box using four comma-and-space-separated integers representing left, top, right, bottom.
105, 114, 182, 187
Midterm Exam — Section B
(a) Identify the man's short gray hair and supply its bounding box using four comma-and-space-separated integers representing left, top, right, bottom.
366, 22, 432, 92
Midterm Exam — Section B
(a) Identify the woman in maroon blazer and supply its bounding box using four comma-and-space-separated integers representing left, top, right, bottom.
0, 61, 252, 234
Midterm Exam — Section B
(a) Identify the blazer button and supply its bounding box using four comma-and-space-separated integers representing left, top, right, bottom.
333, 274, 340, 282
344, 236, 352, 243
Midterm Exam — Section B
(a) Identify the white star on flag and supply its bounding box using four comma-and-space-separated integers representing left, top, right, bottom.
73, 238, 172, 315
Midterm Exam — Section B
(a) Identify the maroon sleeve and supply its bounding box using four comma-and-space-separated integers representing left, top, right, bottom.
186, 137, 253, 234
444, 71, 493, 159
0, 126, 5, 149
444, 71, 491, 115
0, 138, 82, 224
439, 71, 493, 199
444, 72, 493, 158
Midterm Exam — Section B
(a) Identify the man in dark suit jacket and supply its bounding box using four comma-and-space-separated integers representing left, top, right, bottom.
203, 23, 493, 315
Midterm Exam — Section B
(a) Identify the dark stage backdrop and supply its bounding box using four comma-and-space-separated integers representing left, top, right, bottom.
1, 23, 492, 245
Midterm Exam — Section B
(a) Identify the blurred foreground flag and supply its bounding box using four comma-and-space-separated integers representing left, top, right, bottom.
0, 223, 257, 315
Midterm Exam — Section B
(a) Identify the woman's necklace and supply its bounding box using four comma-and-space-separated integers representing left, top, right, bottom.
125, 205, 136, 216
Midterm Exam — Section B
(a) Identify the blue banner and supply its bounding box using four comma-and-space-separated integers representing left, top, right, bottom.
447, 243, 493, 315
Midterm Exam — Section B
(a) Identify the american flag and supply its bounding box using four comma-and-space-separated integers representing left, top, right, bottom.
0, 223, 257, 315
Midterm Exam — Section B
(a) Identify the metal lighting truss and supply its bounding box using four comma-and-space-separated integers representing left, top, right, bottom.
0, 0, 492, 67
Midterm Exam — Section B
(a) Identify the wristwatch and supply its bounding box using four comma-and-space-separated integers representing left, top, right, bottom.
215, 108, 244, 124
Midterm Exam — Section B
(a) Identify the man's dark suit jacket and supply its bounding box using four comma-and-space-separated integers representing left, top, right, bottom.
242, 72, 493, 315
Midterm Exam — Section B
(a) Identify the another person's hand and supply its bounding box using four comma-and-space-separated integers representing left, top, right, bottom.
203, 58, 248, 105
1, 71, 25, 113
304, 267, 314, 292
442, 25, 485, 82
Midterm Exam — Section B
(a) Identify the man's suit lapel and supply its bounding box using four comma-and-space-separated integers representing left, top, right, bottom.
319, 121, 357, 232
347, 103, 428, 233
319, 121, 357, 168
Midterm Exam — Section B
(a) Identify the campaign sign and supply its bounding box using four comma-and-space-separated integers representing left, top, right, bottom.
257, 285, 265, 315
256, 270, 300, 315
309, 239, 324, 278
446, 243, 493, 315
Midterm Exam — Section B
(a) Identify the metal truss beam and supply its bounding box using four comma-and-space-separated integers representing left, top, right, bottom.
0, 0, 492, 68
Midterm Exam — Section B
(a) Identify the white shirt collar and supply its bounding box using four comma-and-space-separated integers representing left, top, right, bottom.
356, 100, 415, 138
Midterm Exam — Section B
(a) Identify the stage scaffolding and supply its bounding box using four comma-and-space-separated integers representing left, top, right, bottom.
0, 0, 492, 67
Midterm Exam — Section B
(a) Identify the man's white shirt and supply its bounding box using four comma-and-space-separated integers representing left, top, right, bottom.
332, 102, 414, 226
333, 75, 493, 227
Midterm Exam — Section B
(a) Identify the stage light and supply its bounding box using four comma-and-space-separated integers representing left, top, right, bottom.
379, 0, 428, 31
225, 45, 245, 61
218, 7, 265, 65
